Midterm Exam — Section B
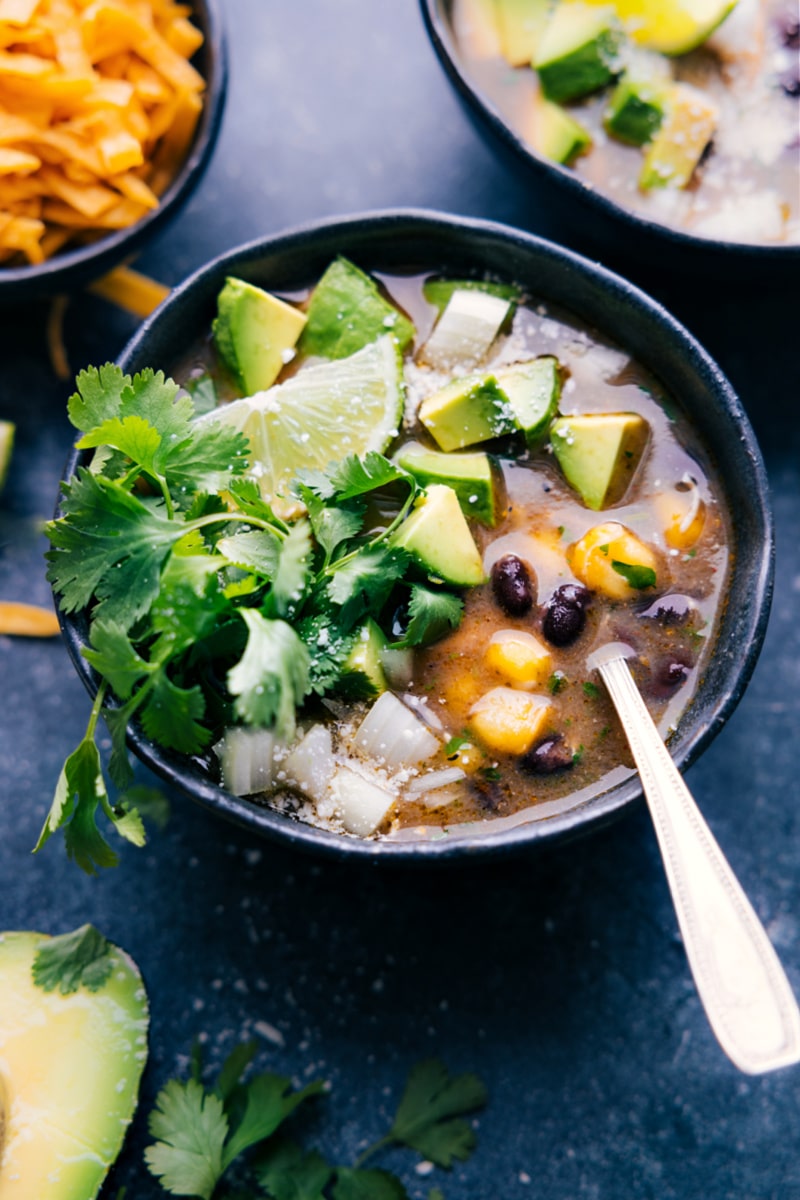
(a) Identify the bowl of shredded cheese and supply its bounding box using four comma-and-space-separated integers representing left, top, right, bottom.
0, 0, 225, 300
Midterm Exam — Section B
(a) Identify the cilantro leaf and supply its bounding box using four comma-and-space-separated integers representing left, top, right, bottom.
295, 485, 365, 560
47, 470, 182, 630
141, 673, 209, 755
36, 736, 121, 874
333, 1168, 408, 1200
255, 1140, 332, 1200
325, 452, 414, 502
149, 552, 229, 657
400, 585, 463, 648
118, 784, 171, 831
582, 681, 600, 699
165, 421, 250, 498
145, 1078, 228, 1200
326, 547, 408, 630
222, 1075, 325, 1169
611, 561, 657, 590
83, 620, 154, 700
67, 362, 129, 432
185, 374, 219, 416
32, 924, 113, 995
228, 478, 290, 531
270, 520, 312, 618
388, 1059, 487, 1169
216, 1040, 259, 1103
228, 611, 310, 740
217, 530, 281, 579
296, 614, 358, 697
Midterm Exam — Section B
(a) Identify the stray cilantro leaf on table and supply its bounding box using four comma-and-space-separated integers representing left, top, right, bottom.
386, 1058, 488, 1168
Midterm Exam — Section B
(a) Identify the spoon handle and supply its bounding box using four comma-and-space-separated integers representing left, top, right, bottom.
596, 650, 800, 1075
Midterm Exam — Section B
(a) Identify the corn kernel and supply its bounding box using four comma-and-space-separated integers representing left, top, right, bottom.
569, 521, 659, 599
654, 485, 705, 550
469, 687, 553, 755
485, 629, 552, 688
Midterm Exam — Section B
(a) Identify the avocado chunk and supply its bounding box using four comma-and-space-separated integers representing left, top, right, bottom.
534, 3, 622, 103
341, 618, 389, 697
395, 444, 498, 526
421, 288, 512, 371
213, 276, 307, 395
550, 412, 649, 510
392, 484, 486, 587
423, 276, 521, 315
0, 925, 148, 1200
495, 356, 562, 445
494, 0, 552, 64
299, 256, 415, 360
639, 83, 718, 189
0, 418, 14, 493
419, 373, 514, 452
605, 75, 670, 144
533, 96, 593, 164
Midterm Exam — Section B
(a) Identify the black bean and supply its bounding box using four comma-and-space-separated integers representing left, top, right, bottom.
650, 656, 691, 699
541, 583, 591, 646
777, 11, 799, 46
521, 734, 575, 775
638, 593, 695, 626
780, 69, 800, 97
491, 554, 535, 616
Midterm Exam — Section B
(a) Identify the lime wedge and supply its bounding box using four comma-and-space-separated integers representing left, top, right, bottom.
196, 336, 403, 508
612, 0, 738, 52
0, 419, 15, 494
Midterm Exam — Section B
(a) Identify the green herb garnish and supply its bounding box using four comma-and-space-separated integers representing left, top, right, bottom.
582, 681, 600, 700
610, 560, 657, 589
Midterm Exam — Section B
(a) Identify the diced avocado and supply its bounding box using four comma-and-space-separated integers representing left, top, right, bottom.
299, 256, 415, 360
608, 0, 737, 54
550, 412, 650, 510
419, 373, 514, 452
639, 83, 718, 189
533, 96, 593, 164
494, 0, 552, 64
341, 618, 389, 697
423, 276, 521, 315
604, 75, 669, 144
495, 356, 562, 445
422, 288, 512, 371
392, 484, 486, 587
395, 444, 498, 526
0, 418, 14, 493
213, 276, 307, 395
534, 3, 622, 103
0, 926, 148, 1200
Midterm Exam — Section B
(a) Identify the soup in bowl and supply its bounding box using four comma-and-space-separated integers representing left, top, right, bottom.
51, 212, 772, 862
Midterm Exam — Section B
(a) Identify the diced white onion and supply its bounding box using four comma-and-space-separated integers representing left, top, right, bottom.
401, 692, 446, 732
331, 765, 395, 836
352, 692, 440, 769
406, 767, 466, 795
422, 289, 511, 371
283, 725, 335, 804
214, 727, 281, 796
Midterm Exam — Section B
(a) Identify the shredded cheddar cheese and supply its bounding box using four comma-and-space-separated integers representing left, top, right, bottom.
0, 0, 204, 266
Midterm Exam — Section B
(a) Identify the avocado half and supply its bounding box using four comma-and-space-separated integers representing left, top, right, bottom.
0, 928, 149, 1199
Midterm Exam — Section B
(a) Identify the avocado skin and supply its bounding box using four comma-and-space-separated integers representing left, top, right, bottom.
0, 929, 149, 1200
299, 256, 415, 360
535, 5, 622, 103
395, 446, 498, 526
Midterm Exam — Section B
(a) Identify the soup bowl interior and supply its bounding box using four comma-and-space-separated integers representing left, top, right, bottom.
58, 210, 773, 861
420, 0, 800, 282
0, 0, 226, 304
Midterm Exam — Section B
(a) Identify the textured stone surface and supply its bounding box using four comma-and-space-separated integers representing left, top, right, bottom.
1, 2, 799, 1197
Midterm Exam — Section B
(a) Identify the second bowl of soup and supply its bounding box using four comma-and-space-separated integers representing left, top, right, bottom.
51, 211, 772, 860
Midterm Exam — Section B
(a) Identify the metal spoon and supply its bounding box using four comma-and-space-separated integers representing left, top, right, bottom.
587, 641, 800, 1075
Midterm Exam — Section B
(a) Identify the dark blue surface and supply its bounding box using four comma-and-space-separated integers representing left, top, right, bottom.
1, 2, 799, 1198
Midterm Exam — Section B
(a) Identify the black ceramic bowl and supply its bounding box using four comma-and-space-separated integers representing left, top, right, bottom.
0, 0, 226, 305
420, 0, 800, 282
58, 210, 773, 862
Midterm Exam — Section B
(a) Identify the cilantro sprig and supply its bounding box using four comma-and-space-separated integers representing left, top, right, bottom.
144, 1043, 487, 1200
43, 365, 470, 872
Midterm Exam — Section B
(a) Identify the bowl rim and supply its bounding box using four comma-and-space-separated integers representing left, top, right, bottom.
57, 208, 775, 863
419, 0, 800, 266
0, 0, 227, 298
